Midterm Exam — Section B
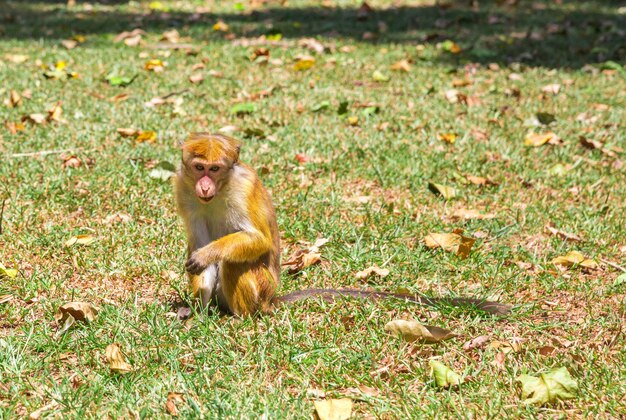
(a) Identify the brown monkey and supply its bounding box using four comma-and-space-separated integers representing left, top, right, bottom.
175, 133, 511, 317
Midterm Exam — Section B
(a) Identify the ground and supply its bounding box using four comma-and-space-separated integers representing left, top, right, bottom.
0, 0, 625, 418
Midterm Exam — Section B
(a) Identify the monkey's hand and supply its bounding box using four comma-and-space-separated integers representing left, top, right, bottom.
185, 248, 219, 275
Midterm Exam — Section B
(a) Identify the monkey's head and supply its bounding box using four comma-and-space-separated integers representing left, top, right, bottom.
180, 132, 241, 203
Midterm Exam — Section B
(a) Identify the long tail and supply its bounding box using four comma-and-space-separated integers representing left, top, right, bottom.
274, 288, 512, 316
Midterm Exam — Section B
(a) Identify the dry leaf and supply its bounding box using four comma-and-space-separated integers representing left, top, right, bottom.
189, 73, 204, 84
165, 392, 185, 416
391, 59, 411, 72
103, 213, 132, 224
47, 102, 64, 123
283, 249, 321, 274
298, 38, 325, 54
313, 399, 353, 420
524, 132, 560, 147
466, 175, 496, 186
552, 251, 597, 269
64, 234, 96, 247
55, 302, 98, 324
0, 263, 18, 279
61, 39, 78, 49
355, 265, 390, 280
385, 320, 455, 343
9, 90, 21, 107
105, 343, 133, 374
22, 113, 46, 125
117, 128, 139, 137
437, 133, 456, 144
5, 121, 26, 134
544, 224, 581, 242
61, 155, 82, 169
430, 360, 461, 388
428, 182, 456, 199
213, 20, 230, 32
144, 59, 166, 72
424, 232, 476, 258
541, 83, 561, 94
136, 131, 157, 143
463, 335, 490, 351
452, 209, 495, 220
294, 55, 315, 71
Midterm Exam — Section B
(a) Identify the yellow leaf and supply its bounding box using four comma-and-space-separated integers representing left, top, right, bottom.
144, 59, 165, 71
430, 360, 461, 388
313, 399, 353, 420
64, 234, 96, 247
424, 232, 476, 258
347, 116, 359, 126
552, 250, 597, 269
437, 133, 456, 144
355, 265, 390, 280
428, 182, 457, 199
391, 59, 411, 72
524, 132, 559, 147
0, 263, 18, 279
136, 130, 157, 143
294, 56, 315, 71
47, 101, 63, 122
213, 20, 230, 32
55, 60, 67, 70
105, 343, 133, 374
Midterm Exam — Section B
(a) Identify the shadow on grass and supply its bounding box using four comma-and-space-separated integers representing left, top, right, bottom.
2, 0, 624, 69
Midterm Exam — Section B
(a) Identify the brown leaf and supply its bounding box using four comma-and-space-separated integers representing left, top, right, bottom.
64, 234, 96, 246
113, 29, 145, 43
544, 224, 581, 242
61, 39, 78, 49
61, 155, 82, 169
541, 83, 561, 94
384, 320, 455, 343
47, 101, 64, 123
8, 90, 22, 107
463, 335, 491, 351
466, 175, 496, 186
55, 302, 99, 324
298, 38, 326, 54
105, 343, 133, 374
313, 399, 353, 420
355, 265, 390, 280
5, 121, 26, 134
22, 113, 46, 125
165, 392, 184, 416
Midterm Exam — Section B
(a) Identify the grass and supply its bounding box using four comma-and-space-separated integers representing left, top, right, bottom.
1, 0, 625, 417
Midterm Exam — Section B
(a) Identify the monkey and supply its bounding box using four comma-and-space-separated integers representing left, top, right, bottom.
175, 132, 511, 317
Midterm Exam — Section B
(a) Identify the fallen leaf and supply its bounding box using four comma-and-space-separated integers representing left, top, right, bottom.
536, 112, 556, 125
463, 335, 491, 351
517, 367, 577, 405
541, 83, 561, 94
385, 320, 455, 343
391, 59, 411, 72
61, 39, 78, 49
347, 116, 359, 126
466, 175, 496, 186
103, 213, 132, 224
61, 155, 82, 169
161, 29, 180, 43
355, 265, 390, 280
428, 182, 456, 199
313, 399, 353, 420
144, 59, 166, 72
524, 132, 560, 147
117, 128, 139, 137
0, 263, 18, 279
552, 250, 597, 270
423, 232, 476, 258
55, 302, 98, 324
64, 234, 96, 246
4, 53, 29, 63
429, 360, 461, 388
189, 73, 204, 84
135, 130, 157, 143
452, 209, 496, 220
8, 90, 21, 107
440, 40, 462, 54
294, 56, 315, 71
47, 101, 64, 123
105, 343, 133, 374
372, 70, 389, 82
213, 20, 230, 32
149, 161, 177, 181
105, 73, 137, 87
437, 133, 456, 144
544, 224, 581, 242
5, 121, 26, 134
165, 392, 185, 416
298, 38, 325, 54
230, 103, 256, 115
22, 113, 46, 125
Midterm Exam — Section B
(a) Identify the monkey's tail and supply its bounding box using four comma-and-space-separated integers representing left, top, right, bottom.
273, 288, 512, 316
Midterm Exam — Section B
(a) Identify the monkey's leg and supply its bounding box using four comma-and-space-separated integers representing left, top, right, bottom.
220, 262, 277, 316
189, 264, 220, 309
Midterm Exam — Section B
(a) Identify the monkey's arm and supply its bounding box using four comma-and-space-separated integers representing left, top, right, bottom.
186, 230, 272, 274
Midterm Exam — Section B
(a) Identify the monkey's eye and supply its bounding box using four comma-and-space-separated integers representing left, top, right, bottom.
194, 164, 205, 171
209, 166, 220, 172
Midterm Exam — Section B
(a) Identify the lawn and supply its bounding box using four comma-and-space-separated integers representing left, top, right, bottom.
1, 0, 625, 417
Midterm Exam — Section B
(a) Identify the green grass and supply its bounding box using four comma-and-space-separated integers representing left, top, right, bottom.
1, 0, 625, 417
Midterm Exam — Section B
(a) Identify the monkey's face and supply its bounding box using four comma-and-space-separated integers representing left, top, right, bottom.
187, 159, 229, 203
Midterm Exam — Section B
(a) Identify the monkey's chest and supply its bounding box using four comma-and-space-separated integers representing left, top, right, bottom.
190, 204, 247, 247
